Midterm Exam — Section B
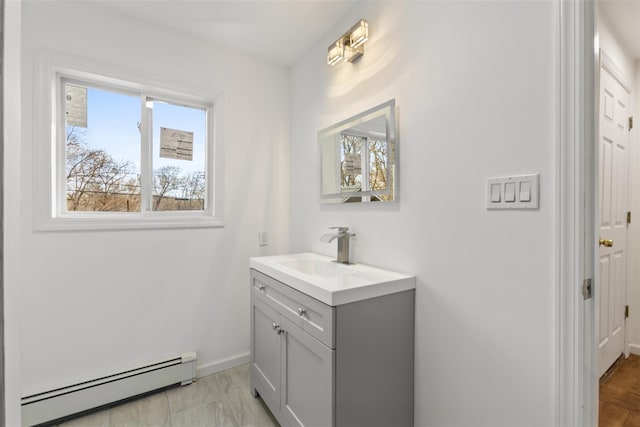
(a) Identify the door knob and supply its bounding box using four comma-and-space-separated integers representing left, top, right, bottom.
599, 239, 614, 247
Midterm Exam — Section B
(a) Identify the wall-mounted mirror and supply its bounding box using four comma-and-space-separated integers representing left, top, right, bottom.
318, 99, 396, 203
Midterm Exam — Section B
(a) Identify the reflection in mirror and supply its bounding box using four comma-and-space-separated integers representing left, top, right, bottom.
318, 99, 396, 203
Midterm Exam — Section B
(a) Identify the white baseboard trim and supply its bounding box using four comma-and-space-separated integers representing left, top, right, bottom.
22, 351, 197, 427
196, 352, 250, 378
628, 343, 640, 356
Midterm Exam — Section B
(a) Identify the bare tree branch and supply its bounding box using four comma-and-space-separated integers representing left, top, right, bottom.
66, 128, 138, 211
153, 165, 183, 210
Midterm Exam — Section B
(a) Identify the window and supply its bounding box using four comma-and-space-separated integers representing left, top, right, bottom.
339, 132, 392, 202
36, 60, 223, 230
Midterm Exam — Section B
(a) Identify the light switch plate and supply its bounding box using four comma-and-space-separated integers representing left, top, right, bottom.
486, 174, 539, 210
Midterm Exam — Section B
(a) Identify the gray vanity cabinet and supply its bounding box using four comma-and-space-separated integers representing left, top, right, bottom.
251, 295, 334, 426
250, 268, 414, 427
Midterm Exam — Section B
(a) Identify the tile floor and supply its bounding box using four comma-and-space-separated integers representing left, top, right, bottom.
49, 355, 640, 427
55, 364, 279, 427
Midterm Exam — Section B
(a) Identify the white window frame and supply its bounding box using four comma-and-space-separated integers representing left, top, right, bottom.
34, 51, 224, 231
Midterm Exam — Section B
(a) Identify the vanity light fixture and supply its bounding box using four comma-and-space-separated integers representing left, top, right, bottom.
327, 40, 345, 65
327, 19, 369, 66
349, 19, 369, 48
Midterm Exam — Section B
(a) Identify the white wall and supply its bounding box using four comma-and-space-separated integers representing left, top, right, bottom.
597, 14, 639, 356
290, 2, 556, 425
598, 13, 636, 83
20, 1, 289, 396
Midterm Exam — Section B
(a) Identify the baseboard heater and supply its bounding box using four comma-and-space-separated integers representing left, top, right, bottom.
21, 351, 197, 427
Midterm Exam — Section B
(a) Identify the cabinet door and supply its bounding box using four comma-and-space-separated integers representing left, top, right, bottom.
280, 317, 335, 427
251, 296, 282, 409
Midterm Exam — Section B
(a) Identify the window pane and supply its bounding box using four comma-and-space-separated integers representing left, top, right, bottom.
151, 100, 207, 211
65, 83, 141, 212
369, 138, 389, 197
340, 134, 363, 193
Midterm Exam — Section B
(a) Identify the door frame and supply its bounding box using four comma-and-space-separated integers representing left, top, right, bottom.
0, 0, 4, 423
557, 0, 598, 426
3, 0, 21, 425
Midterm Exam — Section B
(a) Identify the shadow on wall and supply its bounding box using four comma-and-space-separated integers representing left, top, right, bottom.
327, 4, 405, 104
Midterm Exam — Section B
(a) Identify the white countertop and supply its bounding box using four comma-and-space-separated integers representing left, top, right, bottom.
249, 253, 416, 306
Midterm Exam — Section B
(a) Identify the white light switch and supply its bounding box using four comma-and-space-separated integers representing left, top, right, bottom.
504, 182, 516, 202
486, 174, 539, 210
490, 183, 501, 202
519, 181, 531, 202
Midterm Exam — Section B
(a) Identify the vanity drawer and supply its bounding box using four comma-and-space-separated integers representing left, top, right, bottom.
251, 269, 335, 348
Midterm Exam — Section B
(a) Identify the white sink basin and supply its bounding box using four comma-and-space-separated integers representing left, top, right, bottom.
249, 253, 415, 306
276, 258, 355, 277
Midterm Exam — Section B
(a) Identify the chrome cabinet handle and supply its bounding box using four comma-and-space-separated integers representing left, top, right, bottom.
272, 323, 285, 334
258, 284, 265, 291
297, 308, 306, 317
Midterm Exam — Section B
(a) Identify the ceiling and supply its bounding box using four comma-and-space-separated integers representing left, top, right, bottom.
600, 0, 640, 59
100, 0, 358, 66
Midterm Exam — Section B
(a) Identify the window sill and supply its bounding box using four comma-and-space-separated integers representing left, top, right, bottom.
36, 212, 224, 232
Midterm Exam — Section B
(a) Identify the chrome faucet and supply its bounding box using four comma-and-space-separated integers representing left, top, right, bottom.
321, 227, 356, 264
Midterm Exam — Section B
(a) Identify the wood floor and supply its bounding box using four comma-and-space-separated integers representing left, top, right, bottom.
600, 354, 640, 427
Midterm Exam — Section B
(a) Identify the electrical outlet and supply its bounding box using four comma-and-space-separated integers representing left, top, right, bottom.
258, 232, 269, 247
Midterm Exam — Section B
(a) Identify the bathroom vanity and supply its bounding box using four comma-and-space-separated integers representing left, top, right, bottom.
249, 253, 415, 427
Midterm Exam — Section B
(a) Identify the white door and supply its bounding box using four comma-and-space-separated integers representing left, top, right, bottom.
597, 64, 630, 377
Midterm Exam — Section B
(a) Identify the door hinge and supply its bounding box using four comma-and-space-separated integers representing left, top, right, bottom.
582, 278, 592, 300
630, 116, 634, 131
628, 211, 632, 226
625, 305, 629, 318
